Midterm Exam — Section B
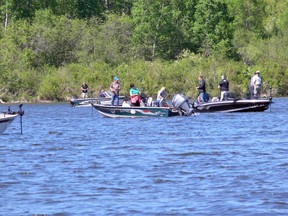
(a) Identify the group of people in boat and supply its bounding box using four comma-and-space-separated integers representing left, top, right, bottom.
196, 70, 262, 103
196, 74, 230, 103
80, 76, 167, 107
109, 76, 168, 107
80, 70, 263, 106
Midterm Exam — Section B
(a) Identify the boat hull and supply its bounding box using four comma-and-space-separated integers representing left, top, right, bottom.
0, 114, 18, 134
92, 104, 181, 118
194, 99, 272, 113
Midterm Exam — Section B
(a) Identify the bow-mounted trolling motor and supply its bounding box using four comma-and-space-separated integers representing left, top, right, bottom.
269, 87, 273, 101
6, 104, 24, 116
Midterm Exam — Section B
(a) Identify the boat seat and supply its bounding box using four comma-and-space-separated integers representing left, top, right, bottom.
103, 91, 112, 98
147, 97, 153, 106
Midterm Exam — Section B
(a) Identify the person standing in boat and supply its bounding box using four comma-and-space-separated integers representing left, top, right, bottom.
218, 75, 229, 101
196, 75, 208, 103
81, 82, 89, 98
153, 87, 166, 107
129, 83, 141, 106
250, 72, 256, 99
253, 70, 262, 99
110, 76, 121, 106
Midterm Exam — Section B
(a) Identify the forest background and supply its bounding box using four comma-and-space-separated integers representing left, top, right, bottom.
1, 0, 288, 102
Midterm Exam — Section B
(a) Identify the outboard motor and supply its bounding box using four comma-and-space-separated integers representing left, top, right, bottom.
172, 94, 195, 116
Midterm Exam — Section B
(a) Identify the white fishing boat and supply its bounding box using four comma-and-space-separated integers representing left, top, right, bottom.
0, 113, 19, 134
0, 105, 24, 134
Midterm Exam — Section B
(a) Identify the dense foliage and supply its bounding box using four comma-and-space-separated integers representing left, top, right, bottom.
1, 0, 288, 102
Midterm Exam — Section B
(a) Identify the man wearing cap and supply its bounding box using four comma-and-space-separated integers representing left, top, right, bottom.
110, 76, 121, 106
253, 70, 262, 99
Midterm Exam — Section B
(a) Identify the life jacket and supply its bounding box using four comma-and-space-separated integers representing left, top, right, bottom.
131, 95, 141, 104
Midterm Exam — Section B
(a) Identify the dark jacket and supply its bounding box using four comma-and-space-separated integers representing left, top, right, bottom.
198, 79, 206, 93
219, 79, 229, 91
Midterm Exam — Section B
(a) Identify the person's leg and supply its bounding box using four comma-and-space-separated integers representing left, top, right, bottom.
115, 95, 119, 106
250, 86, 254, 99
197, 93, 203, 103
111, 93, 115, 105
256, 86, 261, 99
200, 92, 204, 102
220, 92, 224, 101
253, 86, 257, 99
223, 91, 228, 101
204, 93, 209, 102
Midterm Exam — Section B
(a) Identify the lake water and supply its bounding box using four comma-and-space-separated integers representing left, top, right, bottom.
1, 98, 287, 215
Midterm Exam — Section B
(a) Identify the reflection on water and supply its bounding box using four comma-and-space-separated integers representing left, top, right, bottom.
1, 99, 288, 215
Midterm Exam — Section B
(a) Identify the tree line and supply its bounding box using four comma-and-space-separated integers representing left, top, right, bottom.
0, 0, 288, 102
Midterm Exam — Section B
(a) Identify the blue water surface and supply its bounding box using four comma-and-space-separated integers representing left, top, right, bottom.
0, 98, 287, 215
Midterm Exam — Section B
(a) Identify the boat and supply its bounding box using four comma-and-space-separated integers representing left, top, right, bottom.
92, 94, 195, 118
192, 97, 273, 113
69, 91, 125, 107
0, 105, 24, 134
0, 113, 19, 134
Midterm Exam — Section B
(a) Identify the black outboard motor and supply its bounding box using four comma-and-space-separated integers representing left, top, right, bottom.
172, 94, 195, 116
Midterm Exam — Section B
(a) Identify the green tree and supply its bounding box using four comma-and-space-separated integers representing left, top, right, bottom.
229, 0, 267, 65
102, 0, 133, 15
132, 0, 186, 60
76, 14, 133, 66
192, 0, 233, 57
30, 9, 87, 67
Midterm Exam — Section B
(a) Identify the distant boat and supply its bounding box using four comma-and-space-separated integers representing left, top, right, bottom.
193, 98, 273, 113
69, 91, 125, 107
92, 94, 195, 118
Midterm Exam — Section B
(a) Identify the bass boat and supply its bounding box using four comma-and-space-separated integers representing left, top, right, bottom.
193, 97, 273, 113
92, 94, 195, 118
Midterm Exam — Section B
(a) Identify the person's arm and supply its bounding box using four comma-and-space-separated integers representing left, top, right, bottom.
218, 80, 222, 89
198, 80, 204, 90
110, 83, 115, 92
81, 85, 87, 92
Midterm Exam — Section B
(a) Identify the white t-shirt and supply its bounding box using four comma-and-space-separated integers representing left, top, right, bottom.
254, 75, 262, 85
250, 75, 256, 86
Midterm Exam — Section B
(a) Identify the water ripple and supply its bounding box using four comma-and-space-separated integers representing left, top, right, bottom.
1, 99, 288, 215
